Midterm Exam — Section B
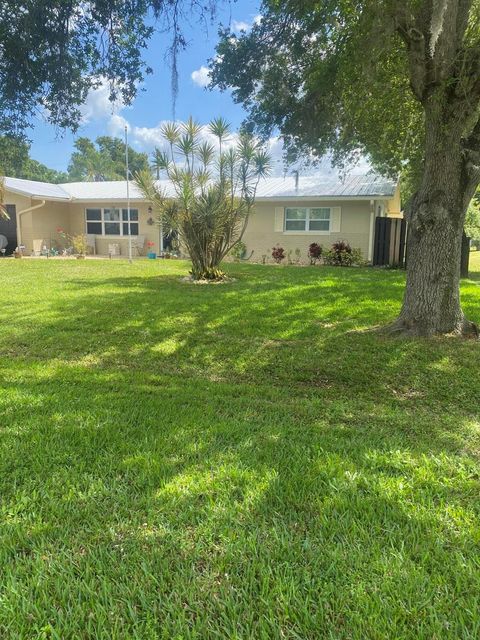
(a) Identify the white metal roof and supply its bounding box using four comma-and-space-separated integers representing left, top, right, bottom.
5, 173, 396, 202
4, 177, 71, 201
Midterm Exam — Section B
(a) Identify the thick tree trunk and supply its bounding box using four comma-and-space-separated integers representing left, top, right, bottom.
390, 107, 479, 338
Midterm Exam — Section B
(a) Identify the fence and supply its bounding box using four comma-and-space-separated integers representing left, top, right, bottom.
373, 217, 407, 268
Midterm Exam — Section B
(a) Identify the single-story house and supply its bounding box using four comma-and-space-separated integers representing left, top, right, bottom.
1, 173, 401, 261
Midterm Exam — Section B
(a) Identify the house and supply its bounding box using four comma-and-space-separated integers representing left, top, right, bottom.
1, 174, 400, 261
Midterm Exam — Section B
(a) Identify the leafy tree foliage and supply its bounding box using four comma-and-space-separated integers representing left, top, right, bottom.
67, 137, 149, 182
136, 118, 271, 280
465, 199, 480, 242
0, 1, 216, 136
0, 136, 68, 182
212, 1, 480, 337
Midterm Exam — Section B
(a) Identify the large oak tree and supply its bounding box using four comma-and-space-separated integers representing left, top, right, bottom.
211, 0, 480, 337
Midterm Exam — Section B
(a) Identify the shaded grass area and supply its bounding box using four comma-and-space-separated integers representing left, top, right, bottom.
0, 258, 479, 639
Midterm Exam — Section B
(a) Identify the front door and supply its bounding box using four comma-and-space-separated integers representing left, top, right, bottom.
0, 204, 17, 254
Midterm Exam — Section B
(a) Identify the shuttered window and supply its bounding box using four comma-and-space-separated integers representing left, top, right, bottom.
284, 207, 331, 232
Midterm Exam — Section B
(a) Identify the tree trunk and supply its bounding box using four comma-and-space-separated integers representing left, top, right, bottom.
390, 106, 479, 338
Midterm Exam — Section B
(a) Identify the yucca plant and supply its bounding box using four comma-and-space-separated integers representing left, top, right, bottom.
137, 118, 270, 280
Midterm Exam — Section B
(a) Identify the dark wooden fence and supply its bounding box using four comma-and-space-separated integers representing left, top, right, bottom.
373, 216, 407, 268
373, 217, 471, 277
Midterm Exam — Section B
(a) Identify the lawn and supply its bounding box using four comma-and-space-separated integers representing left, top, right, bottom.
0, 257, 479, 639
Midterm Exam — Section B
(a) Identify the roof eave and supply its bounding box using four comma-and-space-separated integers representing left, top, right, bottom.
5, 185, 71, 201
255, 194, 394, 202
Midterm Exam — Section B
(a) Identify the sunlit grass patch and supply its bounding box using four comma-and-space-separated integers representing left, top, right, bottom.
0, 257, 479, 638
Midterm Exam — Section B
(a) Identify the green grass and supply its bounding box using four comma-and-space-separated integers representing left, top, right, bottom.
0, 257, 479, 639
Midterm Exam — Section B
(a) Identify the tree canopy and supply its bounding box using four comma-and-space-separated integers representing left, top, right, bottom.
0, 1, 216, 136
0, 136, 68, 183
211, 1, 480, 194
67, 136, 149, 182
465, 198, 480, 241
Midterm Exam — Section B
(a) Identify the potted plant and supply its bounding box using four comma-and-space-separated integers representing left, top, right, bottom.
147, 241, 156, 259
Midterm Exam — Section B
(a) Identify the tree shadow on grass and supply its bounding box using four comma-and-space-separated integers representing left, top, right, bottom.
1, 263, 480, 637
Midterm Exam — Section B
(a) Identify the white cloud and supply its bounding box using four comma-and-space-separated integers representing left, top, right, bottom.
230, 15, 263, 33
106, 117, 370, 179
80, 78, 124, 124
107, 113, 130, 137
191, 66, 211, 88
231, 19, 251, 32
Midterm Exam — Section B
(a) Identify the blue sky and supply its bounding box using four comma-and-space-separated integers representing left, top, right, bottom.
30, 1, 265, 174
29, 1, 368, 179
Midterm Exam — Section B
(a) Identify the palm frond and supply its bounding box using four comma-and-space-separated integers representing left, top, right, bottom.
208, 117, 231, 141
160, 122, 181, 145
182, 116, 202, 140
196, 141, 216, 168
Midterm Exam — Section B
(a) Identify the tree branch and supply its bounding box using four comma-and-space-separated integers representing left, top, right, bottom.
393, 6, 427, 101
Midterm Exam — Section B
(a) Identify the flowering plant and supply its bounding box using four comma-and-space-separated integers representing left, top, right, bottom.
57, 227, 87, 256
147, 241, 155, 248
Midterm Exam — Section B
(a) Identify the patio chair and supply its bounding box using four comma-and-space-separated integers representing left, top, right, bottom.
32, 239, 46, 256
86, 234, 97, 255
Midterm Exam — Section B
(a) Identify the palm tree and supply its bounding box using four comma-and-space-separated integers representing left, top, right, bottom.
151, 148, 169, 179
136, 117, 271, 281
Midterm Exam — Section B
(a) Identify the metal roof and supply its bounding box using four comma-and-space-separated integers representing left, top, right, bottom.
5, 173, 396, 202
5, 177, 71, 201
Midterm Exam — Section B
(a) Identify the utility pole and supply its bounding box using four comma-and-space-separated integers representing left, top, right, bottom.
125, 126, 132, 264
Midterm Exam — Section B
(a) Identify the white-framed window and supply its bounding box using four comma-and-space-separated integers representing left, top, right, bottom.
284, 207, 331, 232
85, 208, 139, 236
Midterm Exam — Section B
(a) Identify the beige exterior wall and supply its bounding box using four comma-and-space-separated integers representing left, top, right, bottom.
386, 183, 402, 216
5, 189, 400, 260
4, 192, 162, 256
29, 201, 72, 252
68, 201, 160, 256
243, 200, 374, 263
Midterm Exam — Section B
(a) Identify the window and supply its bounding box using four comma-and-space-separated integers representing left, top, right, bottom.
85, 208, 139, 236
285, 208, 307, 231
122, 208, 139, 236
284, 207, 331, 232
309, 208, 330, 231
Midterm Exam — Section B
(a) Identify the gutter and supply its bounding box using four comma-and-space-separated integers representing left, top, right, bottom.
17, 200, 46, 248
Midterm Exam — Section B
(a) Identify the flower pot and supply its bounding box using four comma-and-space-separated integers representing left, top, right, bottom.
14, 252, 22, 259
76, 254, 86, 260
148, 252, 157, 260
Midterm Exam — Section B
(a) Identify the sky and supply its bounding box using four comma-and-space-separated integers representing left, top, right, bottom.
28, 0, 367, 179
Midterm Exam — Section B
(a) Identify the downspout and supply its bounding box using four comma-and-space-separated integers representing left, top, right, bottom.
368, 199, 375, 263
17, 200, 46, 248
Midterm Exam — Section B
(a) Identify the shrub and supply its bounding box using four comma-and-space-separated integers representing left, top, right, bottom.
230, 241, 247, 261
72, 234, 88, 256
57, 228, 87, 256
136, 117, 271, 281
272, 245, 285, 263
323, 241, 363, 266
308, 242, 323, 265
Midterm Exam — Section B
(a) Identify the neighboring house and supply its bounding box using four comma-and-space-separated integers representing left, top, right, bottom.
0, 174, 400, 260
